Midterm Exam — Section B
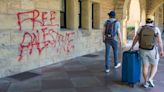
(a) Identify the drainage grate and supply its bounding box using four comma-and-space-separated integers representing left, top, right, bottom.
83, 54, 99, 57
8, 72, 40, 81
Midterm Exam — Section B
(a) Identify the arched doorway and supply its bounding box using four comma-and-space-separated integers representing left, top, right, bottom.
126, 0, 140, 40
153, 3, 164, 32
121, 0, 145, 45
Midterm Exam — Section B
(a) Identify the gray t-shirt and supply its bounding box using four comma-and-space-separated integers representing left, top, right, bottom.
137, 24, 161, 38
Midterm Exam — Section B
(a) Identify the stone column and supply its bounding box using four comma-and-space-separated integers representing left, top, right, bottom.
81, 0, 92, 30
66, 0, 78, 30
93, 3, 100, 29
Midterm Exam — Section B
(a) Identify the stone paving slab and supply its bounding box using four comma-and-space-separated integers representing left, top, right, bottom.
0, 38, 164, 92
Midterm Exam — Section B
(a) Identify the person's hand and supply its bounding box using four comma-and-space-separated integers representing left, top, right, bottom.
160, 51, 164, 57
103, 36, 106, 43
129, 47, 133, 51
103, 40, 105, 43
119, 42, 122, 48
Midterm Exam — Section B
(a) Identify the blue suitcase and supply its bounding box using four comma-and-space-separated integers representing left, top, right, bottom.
122, 50, 141, 87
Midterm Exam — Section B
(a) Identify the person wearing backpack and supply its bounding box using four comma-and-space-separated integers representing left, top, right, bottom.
130, 18, 164, 88
102, 11, 122, 73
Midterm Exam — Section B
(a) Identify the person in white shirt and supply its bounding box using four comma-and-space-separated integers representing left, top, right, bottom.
130, 18, 164, 88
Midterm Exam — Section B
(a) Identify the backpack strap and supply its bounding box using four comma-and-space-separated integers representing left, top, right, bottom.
113, 20, 118, 35
139, 25, 155, 35
105, 20, 117, 34
105, 20, 111, 33
142, 25, 158, 37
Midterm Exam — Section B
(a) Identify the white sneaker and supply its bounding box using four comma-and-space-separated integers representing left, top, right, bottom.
148, 79, 155, 87
105, 69, 110, 73
143, 82, 149, 88
114, 63, 121, 69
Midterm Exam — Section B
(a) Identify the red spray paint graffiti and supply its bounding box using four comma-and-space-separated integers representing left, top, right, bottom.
17, 9, 75, 61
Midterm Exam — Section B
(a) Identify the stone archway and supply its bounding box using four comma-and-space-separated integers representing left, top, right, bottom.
146, 0, 163, 32
126, 0, 141, 41
147, 0, 164, 17
121, 0, 131, 44
154, 3, 164, 32
115, 0, 146, 45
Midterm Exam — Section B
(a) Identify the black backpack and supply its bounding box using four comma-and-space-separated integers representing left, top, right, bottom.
105, 20, 117, 40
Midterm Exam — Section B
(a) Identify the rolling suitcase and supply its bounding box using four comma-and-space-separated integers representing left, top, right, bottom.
122, 50, 141, 87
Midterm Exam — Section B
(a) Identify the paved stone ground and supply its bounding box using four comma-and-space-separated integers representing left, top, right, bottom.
0, 33, 164, 92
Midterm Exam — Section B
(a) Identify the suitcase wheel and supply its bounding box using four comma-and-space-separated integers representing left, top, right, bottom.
128, 83, 135, 88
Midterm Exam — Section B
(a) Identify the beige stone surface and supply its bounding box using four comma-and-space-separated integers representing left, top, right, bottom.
0, 0, 8, 13
21, 0, 35, 10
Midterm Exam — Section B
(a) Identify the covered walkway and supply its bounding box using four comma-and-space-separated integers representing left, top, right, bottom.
0, 0, 163, 92
0, 34, 164, 92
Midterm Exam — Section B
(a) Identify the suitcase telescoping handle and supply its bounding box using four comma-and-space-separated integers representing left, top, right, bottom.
124, 50, 139, 54
127, 47, 139, 54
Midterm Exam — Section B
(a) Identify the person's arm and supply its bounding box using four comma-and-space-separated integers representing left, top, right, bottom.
117, 29, 122, 48
102, 21, 107, 43
129, 27, 141, 50
102, 27, 106, 42
156, 30, 164, 57
130, 34, 139, 50
116, 21, 122, 48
